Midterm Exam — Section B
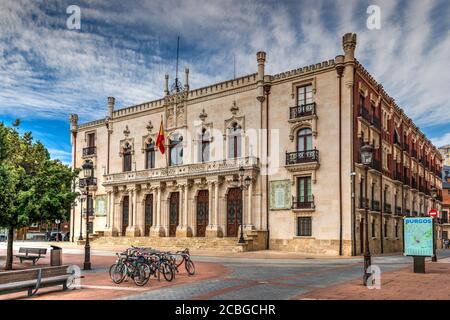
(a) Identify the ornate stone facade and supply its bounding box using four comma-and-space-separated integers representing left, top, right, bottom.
69, 33, 443, 256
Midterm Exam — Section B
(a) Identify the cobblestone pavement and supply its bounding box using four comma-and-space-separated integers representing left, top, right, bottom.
2, 241, 450, 300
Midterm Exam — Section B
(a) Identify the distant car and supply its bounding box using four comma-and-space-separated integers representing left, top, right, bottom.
0, 234, 7, 242
49, 231, 63, 241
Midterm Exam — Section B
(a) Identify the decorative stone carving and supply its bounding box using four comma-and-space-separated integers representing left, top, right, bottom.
123, 125, 130, 137
199, 109, 207, 122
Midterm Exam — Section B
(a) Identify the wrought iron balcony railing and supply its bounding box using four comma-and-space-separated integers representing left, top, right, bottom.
396, 206, 402, 215
292, 195, 315, 210
358, 107, 370, 122
371, 200, 381, 212
359, 197, 368, 209
370, 116, 381, 129
289, 102, 316, 119
286, 149, 319, 165
83, 146, 97, 156
384, 203, 392, 214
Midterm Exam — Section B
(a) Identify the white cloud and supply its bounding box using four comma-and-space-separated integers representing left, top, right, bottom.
0, 0, 448, 139
431, 133, 450, 148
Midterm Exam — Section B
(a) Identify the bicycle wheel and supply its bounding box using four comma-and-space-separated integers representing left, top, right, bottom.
159, 262, 174, 282
110, 264, 126, 284
185, 259, 195, 276
133, 264, 151, 286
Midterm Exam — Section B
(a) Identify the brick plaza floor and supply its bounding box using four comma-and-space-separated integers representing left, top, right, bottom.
1, 243, 450, 300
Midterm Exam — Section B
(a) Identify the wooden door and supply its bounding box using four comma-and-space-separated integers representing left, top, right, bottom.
144, 194, 153, 236
169, 192, 179, 237
196, 190, 209, 237
122, 196, 129, 236
227, 188, 242, 237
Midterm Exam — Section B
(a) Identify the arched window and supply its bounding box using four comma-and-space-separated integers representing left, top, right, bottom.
199, 128, 210, 163
296, 128, 312, 152
228, 123, 242, 159
123, 143, 132, 172
145, 140, 155, 169
169, 133, 183, 166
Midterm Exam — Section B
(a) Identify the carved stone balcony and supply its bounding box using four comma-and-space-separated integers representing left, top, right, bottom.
103, 157, 259, 186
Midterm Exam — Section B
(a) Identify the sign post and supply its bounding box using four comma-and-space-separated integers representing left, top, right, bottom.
403, 217, 434, 273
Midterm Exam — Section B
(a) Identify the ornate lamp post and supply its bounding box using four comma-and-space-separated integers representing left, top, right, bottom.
430, 186, 438, 262
238, 166, 252, 244
78, 193, 85, 241
361, 143, 373, 285
81, 160, 95, 270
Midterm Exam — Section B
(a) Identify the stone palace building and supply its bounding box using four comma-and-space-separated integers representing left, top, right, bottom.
69, 33, 444, 255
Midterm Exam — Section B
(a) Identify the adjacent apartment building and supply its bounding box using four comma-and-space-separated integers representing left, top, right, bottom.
69, 33, 443, 256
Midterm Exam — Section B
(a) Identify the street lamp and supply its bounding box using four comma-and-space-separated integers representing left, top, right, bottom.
430, 186, 438, 262
238, 167, 252, 244
361, 143, 373, 286
78, 193, 86, 241
81, 160, 95, 270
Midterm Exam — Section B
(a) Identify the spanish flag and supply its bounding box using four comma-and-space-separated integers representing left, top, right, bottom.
156, 119, 165, 154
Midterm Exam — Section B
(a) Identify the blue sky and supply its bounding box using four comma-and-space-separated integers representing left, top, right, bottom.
1, 0, 449, 165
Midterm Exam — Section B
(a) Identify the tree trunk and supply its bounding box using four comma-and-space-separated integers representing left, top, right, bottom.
5, 227, 14, 270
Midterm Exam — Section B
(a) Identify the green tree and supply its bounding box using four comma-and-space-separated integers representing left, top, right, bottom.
0, 121, 78, 270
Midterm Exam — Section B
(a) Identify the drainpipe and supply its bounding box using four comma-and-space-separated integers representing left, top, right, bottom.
335, 56, 345, 256
264, 83, 271, 250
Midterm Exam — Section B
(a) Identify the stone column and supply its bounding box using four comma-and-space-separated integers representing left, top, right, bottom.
114, 192, 122, 236
245, 180, 254, 230
207, 180, 222, 237
105, 190, 118, 236
136, 189, 145, 236
176, 184, 191, 237
150, 186, 165, 237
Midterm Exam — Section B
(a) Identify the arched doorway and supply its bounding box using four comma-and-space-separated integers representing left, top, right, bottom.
196, 190, 209, 237
144, 194, 153, 236
122, 196, 129, 236
227, 188, 242, 237
169, 192, 179, 237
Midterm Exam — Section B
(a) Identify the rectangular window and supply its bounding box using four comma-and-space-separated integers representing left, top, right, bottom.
297, 85, 313, 106
297, 217, 312, 236
87, 133, 95, 147
146, 149, 155, 169
371, 220, 376, 238
296, 176, 312, 204
123, 153, 132, 172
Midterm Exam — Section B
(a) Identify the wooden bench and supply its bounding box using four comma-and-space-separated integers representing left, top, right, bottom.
0, 265, 72, 297
14, 248, 47, 265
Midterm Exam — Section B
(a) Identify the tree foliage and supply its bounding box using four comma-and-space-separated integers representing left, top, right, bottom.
0, 121, 78, 270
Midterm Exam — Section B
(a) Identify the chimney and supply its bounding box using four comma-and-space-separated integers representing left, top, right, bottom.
107, 97, 115, 118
